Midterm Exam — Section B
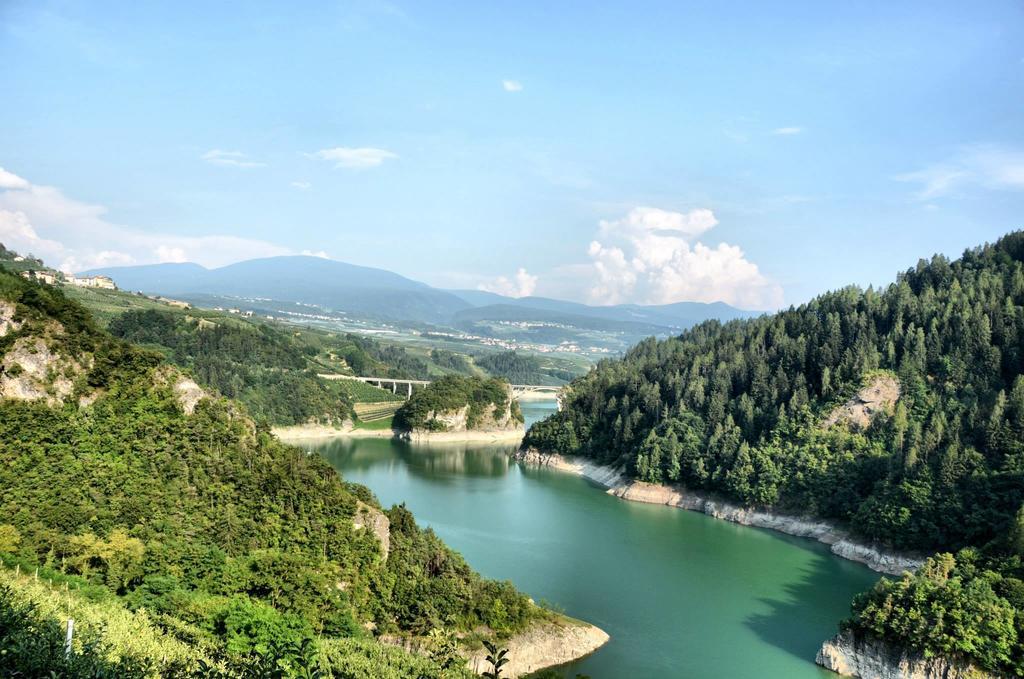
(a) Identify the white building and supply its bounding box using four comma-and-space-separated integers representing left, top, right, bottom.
65, 274, 117, 290
20, 270, 58, 285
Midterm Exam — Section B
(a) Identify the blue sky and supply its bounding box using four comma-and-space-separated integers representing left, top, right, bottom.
1, 0, 1022, 309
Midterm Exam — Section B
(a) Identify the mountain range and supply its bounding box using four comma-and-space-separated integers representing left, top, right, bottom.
85, 256, 756, 333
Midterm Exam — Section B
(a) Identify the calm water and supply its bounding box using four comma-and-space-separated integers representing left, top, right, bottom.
312, 402, 880, 678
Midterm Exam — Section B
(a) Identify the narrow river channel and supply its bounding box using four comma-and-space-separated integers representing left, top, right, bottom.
312, 401, 879, 678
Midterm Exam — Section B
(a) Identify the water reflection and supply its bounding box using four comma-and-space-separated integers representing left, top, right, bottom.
315, 437, 519, 481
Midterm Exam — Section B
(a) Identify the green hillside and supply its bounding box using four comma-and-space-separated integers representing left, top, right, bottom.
0, 268, 540, 676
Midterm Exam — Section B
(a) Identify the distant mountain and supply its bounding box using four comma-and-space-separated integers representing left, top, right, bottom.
447, 290, 757, 329
85, 256, 472, 324
84, 256, 755, 330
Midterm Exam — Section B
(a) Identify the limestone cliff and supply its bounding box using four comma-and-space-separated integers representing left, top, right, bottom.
816, 630, 997, 679
416, 401, 522, 434
0, 316, 90, 405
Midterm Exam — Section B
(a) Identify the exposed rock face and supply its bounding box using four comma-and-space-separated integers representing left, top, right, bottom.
150, 366, 210, 415
399, 399, 526, 443
173, 377, 208, 415
824, 374, 901, 430
353, 500, 390, 560
514, 449, 924, 576
816, 630, 996, 679
0, 301, 22, 337
0, 328, 86, 405
465, 617, 609, 678
420, 401, 522, 433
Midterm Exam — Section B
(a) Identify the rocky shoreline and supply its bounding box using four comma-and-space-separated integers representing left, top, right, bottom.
514, 448, 924, 576
464, 616, 609, 678
816, 630, 996, 679
380, 615, 608, 678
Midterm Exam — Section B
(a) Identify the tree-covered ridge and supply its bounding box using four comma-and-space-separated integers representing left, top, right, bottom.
394, 375, 524, 432
527, 232, 1024, 553
475, 351, 575, 386
0, 269, 538, 675
107, 308, 355, 426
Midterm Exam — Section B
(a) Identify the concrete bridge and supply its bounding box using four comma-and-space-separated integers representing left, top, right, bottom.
318, 373, 561, 401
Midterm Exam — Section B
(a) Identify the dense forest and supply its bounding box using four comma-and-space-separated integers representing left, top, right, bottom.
108, 309, 354, 426
394, 375, 523, 432
475, 351, 574, 386
430, 348, 475, 374
0, 269, 540, 676
525, 232, 1024, 674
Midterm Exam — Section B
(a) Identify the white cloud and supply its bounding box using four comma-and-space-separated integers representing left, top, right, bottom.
772, 126, 802, 135
502, 80, 523, 92
896, 145, 1024, 199
300, 249, 330, 258
0, 169, 291, 272
0, 167, 30, 190
0, 209, 66, 258
478, 267, 537, 298
584, 207, 781, 309
155, 245, 188, 263
201, 149, 266, 168
310, 147, 398, 169
290, 181, 311, 190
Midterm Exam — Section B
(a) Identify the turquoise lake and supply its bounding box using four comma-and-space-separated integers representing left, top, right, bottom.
311, 401, 880, 678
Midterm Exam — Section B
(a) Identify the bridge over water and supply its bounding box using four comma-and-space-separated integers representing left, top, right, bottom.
317, 373, 562, 401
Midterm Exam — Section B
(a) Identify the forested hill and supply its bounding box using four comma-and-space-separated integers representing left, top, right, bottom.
0, 268, 538, 676
525, 231, 1024, 674
528, 232, 1024, 552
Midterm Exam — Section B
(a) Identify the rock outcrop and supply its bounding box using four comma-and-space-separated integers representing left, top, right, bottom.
464, 617, 609, 678
0, 301, 22, 337
824, 373, 901, 430
150, 366, 211, 416
816, 630, 997, 679
399, 400, 525, 443
353, 500, 390, 560
0, 321, 88, 405
418, 401, 522, 434
173, 377, 208, 415
513, 449, 924, 576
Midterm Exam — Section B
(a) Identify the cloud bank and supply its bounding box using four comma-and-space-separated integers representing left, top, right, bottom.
583, 207, 782, 309
0, 167, 290, 272
478, 267, 537, 298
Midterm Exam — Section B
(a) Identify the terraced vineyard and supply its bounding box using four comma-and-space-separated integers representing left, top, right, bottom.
353, 401, 402, 422
337, 379, 406, 403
